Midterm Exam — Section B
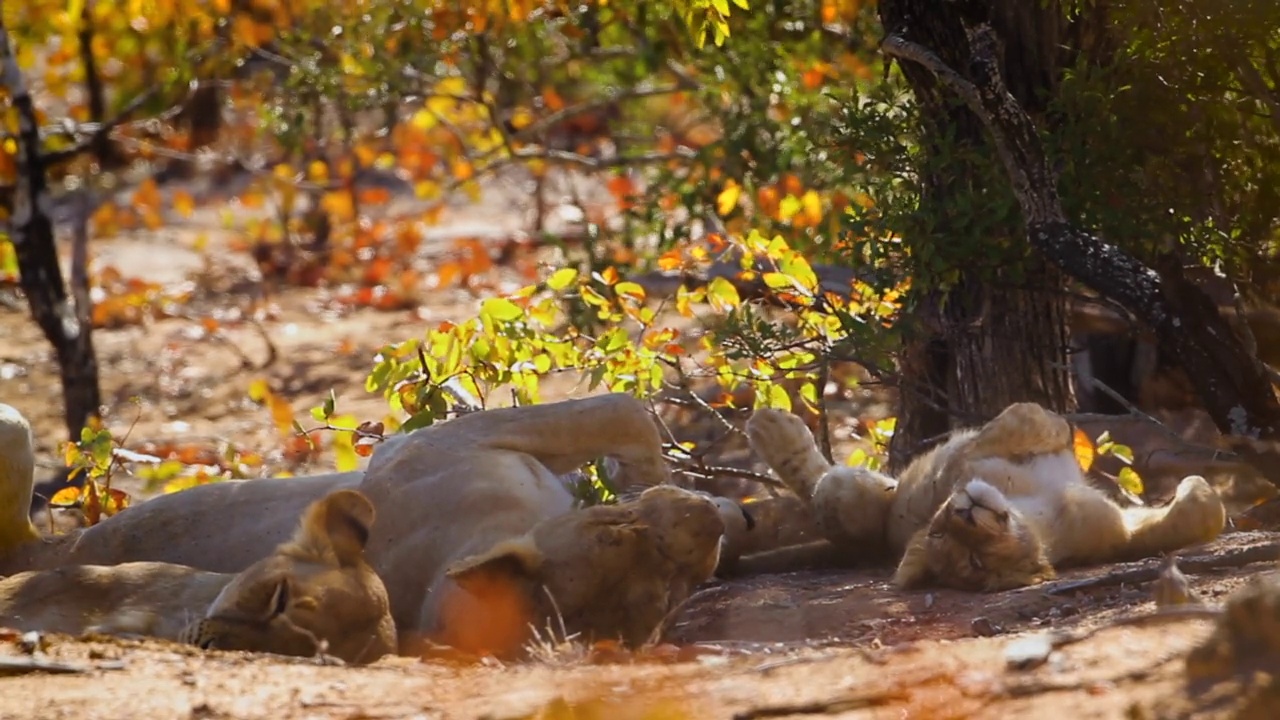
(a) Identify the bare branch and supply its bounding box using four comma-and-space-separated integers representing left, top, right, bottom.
42, 90, 158, 166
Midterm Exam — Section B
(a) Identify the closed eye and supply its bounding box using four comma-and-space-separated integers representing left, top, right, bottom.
268, 579, 290, 618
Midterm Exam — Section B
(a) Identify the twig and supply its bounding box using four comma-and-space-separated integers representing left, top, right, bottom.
645, 584, 730, 646
0, 656, 125, 676
814, 359, 834, 465
1044, 605, 1223, 651
659, 386, 746, 438
1041, 540, 1280, 596
1002, 651, 1183, 698
665, 455, 785, 489
732, 675, 936, 720
42, 90, 158, 165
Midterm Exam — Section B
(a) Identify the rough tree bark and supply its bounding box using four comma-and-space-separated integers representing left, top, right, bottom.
879, 0, 1096, 471
881, 21, 1280, 449
0, 23, 103, 442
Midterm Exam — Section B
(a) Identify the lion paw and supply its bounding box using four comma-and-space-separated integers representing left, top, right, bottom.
971, 402, 1072, 458
746, 409, 830, 499
810, 466, 896, 549
1168, 475, 1227, 543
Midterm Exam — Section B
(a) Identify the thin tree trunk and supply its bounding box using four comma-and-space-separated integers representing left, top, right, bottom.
77, 0, 123, 169
0, 21, 103, 441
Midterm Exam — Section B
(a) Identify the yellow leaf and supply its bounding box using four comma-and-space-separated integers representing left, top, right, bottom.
247, 378, 271, 403
332, 429, 359, 472
1072, 427, 1094, 472
1117, 467, 1144, 496
308, 160, 329, 183
800, 189, 822, 226
765, 383, 791, 411
778, 195, 802, 222
173, 190, 195, 218
707, 276, 741, 313
546, 267, 579, 291
509, 107, 535, 130
614, 281, 646, 302
481, 297, 524, 322
716, 180, 741, 217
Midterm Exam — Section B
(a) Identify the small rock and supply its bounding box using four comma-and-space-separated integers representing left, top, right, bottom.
971, 616, 1000, 637
19, 631, 44, 655
1004, 633, 1055, 670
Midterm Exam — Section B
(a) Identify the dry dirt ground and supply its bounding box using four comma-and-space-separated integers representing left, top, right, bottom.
2, 180, 1279, 719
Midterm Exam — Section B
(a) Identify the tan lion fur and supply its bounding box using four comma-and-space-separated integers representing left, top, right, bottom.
0, 395, 733, 658
0, 489, 395, 664
745, 402, 1227, 591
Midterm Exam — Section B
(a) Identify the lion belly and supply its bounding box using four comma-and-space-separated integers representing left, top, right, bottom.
961, 451, 1082, 535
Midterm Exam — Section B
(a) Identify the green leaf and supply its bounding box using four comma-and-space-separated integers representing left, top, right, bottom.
546, 267, 579, 291
401, 410, 437, 433
779, 253, 819, 293
481, 297, 524, 323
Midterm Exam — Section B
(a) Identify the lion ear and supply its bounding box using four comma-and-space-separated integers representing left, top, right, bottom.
446, 536, 544, 590
296, 489, 376, 567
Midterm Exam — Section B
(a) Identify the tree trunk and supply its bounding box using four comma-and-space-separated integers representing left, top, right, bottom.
878, 11, 1280, 461
879, 0, 1089, 470
0, 24, 103, 441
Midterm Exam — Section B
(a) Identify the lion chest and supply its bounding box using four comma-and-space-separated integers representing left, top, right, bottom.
970, 451, 1084, 526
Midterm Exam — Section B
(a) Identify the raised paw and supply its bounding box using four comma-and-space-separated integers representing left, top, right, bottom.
1168, 475, 1226, 543
970, 402, 1072, 458
946, 479, 1013, 539
746, 409, 830, 499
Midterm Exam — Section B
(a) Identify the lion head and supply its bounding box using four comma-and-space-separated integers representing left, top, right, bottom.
181, 489, 396, 664
893, 479, 1055, 592
438, 485, 725, 657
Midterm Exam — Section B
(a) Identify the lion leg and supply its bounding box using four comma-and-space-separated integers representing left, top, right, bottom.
965, 402, 1073, 458
746, 408, 896, 555
441, 393, 670, 488
810, 466, 896, 551
1120, 475, 1226, 560
1040, 484, 1131, 567
745, 409, 831, 498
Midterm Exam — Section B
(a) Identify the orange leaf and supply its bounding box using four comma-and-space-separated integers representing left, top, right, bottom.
541, 86, 565, 111
1073, 427, 1095, 472
173, 190, 195, 218
607, 175, 637, 211
49, 486, 82, 507
450, 159, 474, 181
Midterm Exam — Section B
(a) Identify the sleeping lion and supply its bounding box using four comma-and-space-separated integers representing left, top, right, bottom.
0, 396, 740, 658
744, 402, 1227, 591
0, 488, 396, 664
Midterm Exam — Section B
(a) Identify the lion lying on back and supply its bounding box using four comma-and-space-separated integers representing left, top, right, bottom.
0, 396, 740, 658
745, 402, 1227, 591
0, 488, 395, 664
